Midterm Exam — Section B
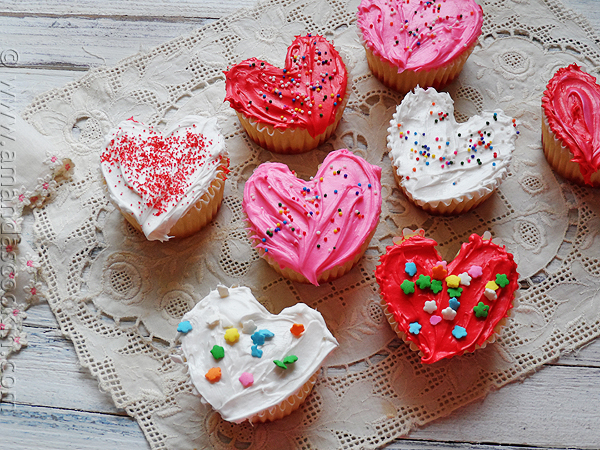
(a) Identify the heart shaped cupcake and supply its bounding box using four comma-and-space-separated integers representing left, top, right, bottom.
542, 64, 600, 186
388, 87, 518, 214
177, 286, 338, 423
224, 34, 348, 153
357, 0, 483, 92
375, 231, 518, 364
101, 116, 229, 241
243, 149, 382, 285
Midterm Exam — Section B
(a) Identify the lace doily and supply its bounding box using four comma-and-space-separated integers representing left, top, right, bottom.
0, 114, 72, 395
17, 0, 600, 448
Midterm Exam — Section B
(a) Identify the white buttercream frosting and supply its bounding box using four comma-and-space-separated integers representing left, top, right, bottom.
178, 286, 338, 423
387, 87, 517, 207
101, 116, 227, 241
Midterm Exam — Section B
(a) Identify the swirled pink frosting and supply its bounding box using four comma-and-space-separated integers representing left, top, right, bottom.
357, 0, 483, 72
542, 64, 600, 185
243, 149, 382, 286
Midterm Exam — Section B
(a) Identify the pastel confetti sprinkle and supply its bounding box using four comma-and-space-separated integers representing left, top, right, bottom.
485, 280, 499, 291
177, 321, 192, 333
468, 265, 483, 278
423, 300, 437, 314
239, 372, 254, 388
496, 273, 510, 288
405, 262, 417, 276
251, 345, 263, 358
449, 297, 461, 310
432, 264, 448, 280
400, 279, 416, 294
484, 288, 497, 301
242, 320, 257, 334
441, 307, 457, 320
445, 275, 461, 288
210, 345, 225, 360
473, 302, 490, 318
416, 274, 431, 289
274, 355, 298, 369
452, 326, 467, 339
205, 367, 222, 383
290, 323, 305, 336
447, 287, 463, 298
430, 315, 442, 325
409, 322, 422, 335
224, 328, 240, 344
458, 272, 472, 286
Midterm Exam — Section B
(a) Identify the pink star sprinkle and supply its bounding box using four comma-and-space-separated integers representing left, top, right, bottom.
468, 265, 483, 278
239, 372, 254, 388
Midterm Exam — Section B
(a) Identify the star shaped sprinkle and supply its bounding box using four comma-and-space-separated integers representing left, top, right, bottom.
468, 265, 483, 278
452, 325, 467, 339
496, 273, 510, 288
485, 280, 499, 291
274, 355, 298, 369
442, 307, 457, 320
447, 287, 463, 298
405, 262, 417, 277
290, 323, 305, 336
445, 275, 461, 288
473, 302, 490, 318
205, 367, 221, 383
416, 274, 431, 289
431, 279, 443, 294
242, 320, 257, 334
409, 322, 422, 335
400, 280, 416, 294
484, 288, 497, 301
239, 372, 254, 388
251, 329, 275, 345
224, 328, 240, 344
423, 300, 437, 314
432, 264, 448, 280
458, 272, 472, 286
251, 345, 263, 358
210, 345, 225, 360
449, 297, 461, 310
430, 315, 442, 325
177, 320, 192, 333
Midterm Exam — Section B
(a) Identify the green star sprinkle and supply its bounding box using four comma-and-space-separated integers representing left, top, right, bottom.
447, 287, 463, 298
496, 273, 510, 288
473, 302, 490, 318
210, 345, 225, 360
283, 355, 298, 365
400, 280, 415, 294
416, 274, 431, 289
274, 360, 287, 369
431, 279, 443, 294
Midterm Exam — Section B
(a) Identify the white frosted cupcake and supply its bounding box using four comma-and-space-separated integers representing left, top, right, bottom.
101, 116, 229, 241
175, 286, 338, 423
387, 87, 518, 215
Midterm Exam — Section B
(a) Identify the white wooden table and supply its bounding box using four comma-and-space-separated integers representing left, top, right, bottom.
1, 1, 600, 449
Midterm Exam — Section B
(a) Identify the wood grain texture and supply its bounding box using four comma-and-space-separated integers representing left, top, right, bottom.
2, 0, 600, 449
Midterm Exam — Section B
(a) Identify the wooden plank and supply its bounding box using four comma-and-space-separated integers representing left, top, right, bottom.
0, 0, 258, 19
0, 15, 215, 70
0, 404, 149, 450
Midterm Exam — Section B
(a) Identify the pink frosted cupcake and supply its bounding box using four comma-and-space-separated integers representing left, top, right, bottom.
357, 0, 483, 93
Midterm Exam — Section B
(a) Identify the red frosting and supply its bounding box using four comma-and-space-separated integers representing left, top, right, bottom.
542, 64, 600, 185
375, 233, 518, 364
224, 34, 347, 138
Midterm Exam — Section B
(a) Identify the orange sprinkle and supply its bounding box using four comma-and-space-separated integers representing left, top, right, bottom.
290, 323, 305, 336
205, 367, 221, 383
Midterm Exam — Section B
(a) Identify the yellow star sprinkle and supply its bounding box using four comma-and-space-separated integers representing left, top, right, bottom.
224, 328, 240, 344
445, 275, 461, 289
485, 280, 499, 291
